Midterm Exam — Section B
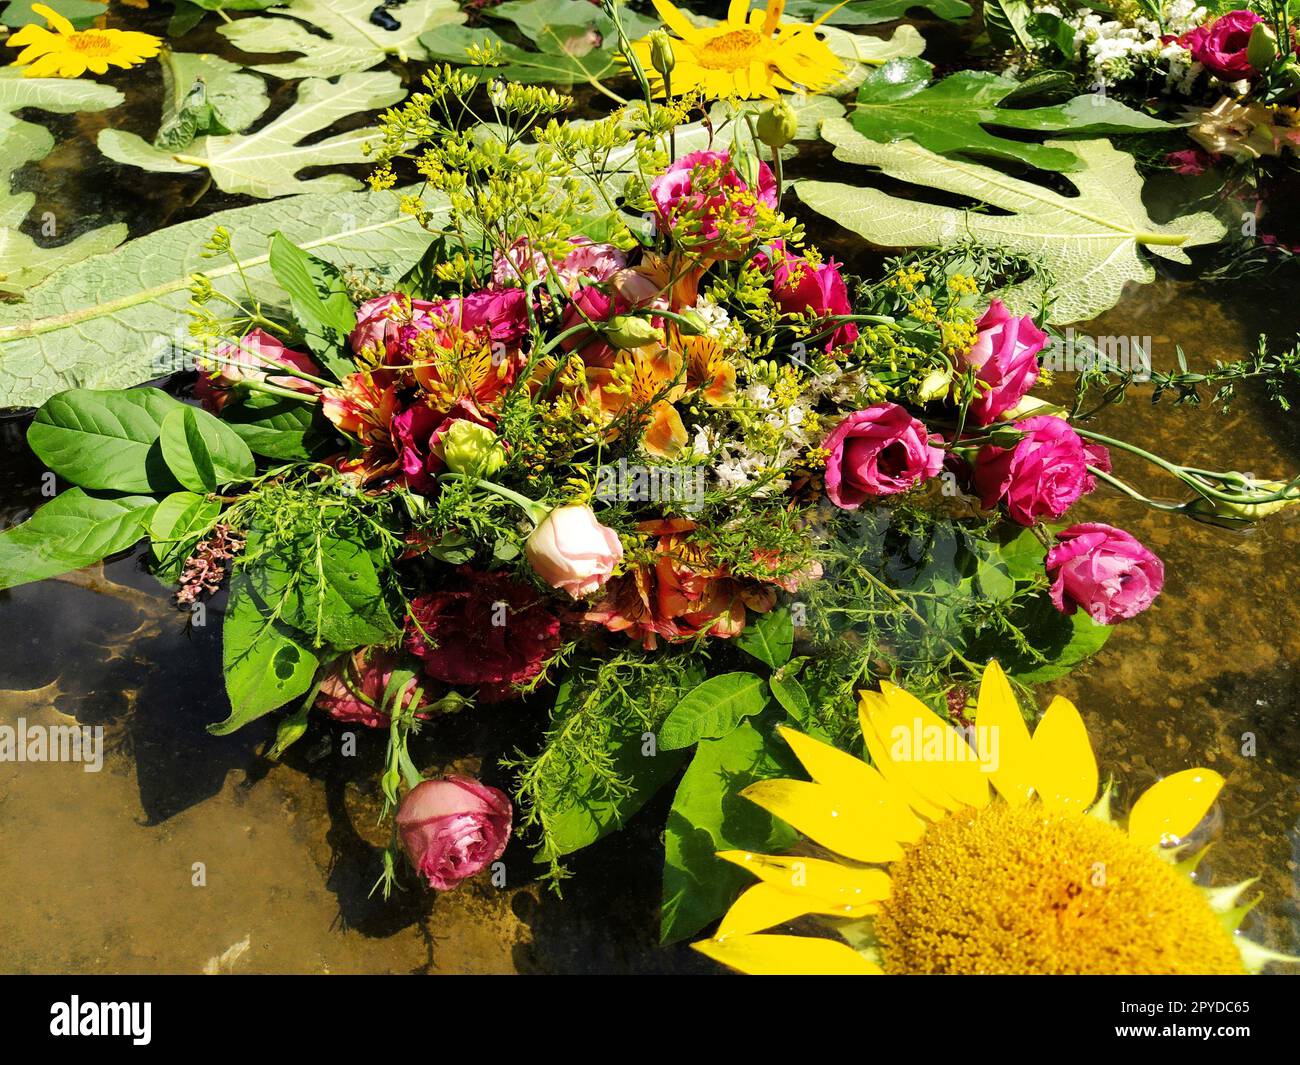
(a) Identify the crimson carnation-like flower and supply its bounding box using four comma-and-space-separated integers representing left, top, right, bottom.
405, 568, 561, 702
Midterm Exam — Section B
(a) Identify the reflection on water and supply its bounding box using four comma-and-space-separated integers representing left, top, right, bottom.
1, 6, 1296, 974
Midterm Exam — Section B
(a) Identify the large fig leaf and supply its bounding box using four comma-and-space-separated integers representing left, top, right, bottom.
795, 119, 1225, 324
850, 58, 1170, 172
98, 71, 404, 199
218, 0, 465, 79
0, 68, 127, 295
783, 0, 973, 24
0, 188, 442, 409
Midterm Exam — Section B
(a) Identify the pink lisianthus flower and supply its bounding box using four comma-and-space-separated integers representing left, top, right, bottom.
823, 403, 946, 508
396, 776, 512, 891
492, 236, 627, 290
390, 398, 495, 493
974, 415, 1111, 525
764, 243, 858, 351
428, 286, 530, 347
405, 568, 562, 702
316, 648, 436, 729
349, 293, 439, 362
195, 328, 322, 413
1045, 522, 1165, 624
650, 149, 778, 260
1173, 11, 1264, 80
960, 299, 1047, 425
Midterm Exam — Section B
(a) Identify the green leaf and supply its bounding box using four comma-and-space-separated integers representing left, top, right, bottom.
795, 123, 1225, 325
27, 388, 182, 493
148, 490, 222, 583
221, 392, 327, 459
768, 656, 813, 724
268, 232, 357, 372
0, 488, 156, 590
658, 672, 770, 751
213, 547, 320, 735
159, 404, 256, 492
152, 51, 270, 151
98, 71, 406, 199
0, 68, 126, 296
984, 0, 1035, 52
782, 0, 972, 25
735, 607, 794, 669
0, 187, 441, 409
219, 0, 466, 79
660, 722, 798, 944
997, 594, 1113, 684
850, 59, 1170, 173
1, 0, 106, 28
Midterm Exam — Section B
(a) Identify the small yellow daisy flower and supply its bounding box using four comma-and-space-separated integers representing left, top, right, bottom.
695, 661, 1296, 975
630, 0, 844, 100
7, 4, 160, 79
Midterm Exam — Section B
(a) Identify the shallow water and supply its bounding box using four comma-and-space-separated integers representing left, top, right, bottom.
0, 5, 1297, 973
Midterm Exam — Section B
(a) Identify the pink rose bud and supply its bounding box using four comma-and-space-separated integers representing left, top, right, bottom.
526, 504, 623, 598
961, 299, 1046, 425
770, 248, 858, 351
396, 776, 512, 891
974, 415, 1110, 525
822, 403, 945, 508
1045, 523, 1165, 624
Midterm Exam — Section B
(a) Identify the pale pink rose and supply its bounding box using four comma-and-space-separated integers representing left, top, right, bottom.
525, 505, 623, 598
315, 648, 434, 729
1046, 523, 1165, 624
396, 776, 512, 891
961, 300, 1046, 425
492, 237, 627, 290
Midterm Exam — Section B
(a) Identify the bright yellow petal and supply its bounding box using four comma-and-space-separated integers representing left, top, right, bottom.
57, 52, 87, 78
716, 883, 825, 937
651, 0, 706, 42
717, 849, 891, 916
1029, 695, 1098, 810
974, 660, 1034, 805
32, 3, 75, 36
22, 52, 64, 77
693, 933, 882, 975
777, 726, 924, 844
761, 0, 785, 35
728, 0, 751, 26
741, 778, 906, 863
1127, 768, 1225, 850
858, 691, 947, 820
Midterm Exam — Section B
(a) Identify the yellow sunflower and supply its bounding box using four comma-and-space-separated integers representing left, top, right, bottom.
694, 661, 1295, 975
631, 0, 844, 100
7, 4, 160, 79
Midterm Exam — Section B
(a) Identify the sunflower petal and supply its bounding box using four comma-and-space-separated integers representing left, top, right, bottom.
693, 933, 882, 975
717, 849, 891, 916
1127, 767, 1224, 849
652, 0, 705, 42
741, 778, 905, 862
716, 883, 825, 937
974, 660, 1033, 804
32, 3, 75, 36
1029, 695, 1098, 810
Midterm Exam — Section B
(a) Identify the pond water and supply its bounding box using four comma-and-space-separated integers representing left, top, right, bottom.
0, 4, 1296, 973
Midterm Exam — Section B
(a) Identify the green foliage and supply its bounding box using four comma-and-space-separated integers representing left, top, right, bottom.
149, 491, 223, 583
658, 672, 771, 750
735, 607, 794, 669
782, 0, 973, 25
850, 58, 1170, 173
267, 233, 358, 377
159, 404, 256, 492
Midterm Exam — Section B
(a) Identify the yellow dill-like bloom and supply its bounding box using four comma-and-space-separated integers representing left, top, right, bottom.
7, 4, 159, 79
630, 0, 843, 101
694, 661, 1294, 975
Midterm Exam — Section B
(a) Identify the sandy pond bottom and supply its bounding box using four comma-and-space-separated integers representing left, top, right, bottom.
0, 276, 1298, 974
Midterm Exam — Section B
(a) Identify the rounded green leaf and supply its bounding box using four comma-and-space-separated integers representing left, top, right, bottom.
160, 404, 255, 492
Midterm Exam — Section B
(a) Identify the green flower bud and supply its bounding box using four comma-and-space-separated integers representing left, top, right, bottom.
1247, 22, 1278, 72
1188, 479, 1300, 527
755, 100, 798, 149
674, 309, 710, 336
649, 30, 676, 77
603, 314, 664, 349
442, 419, 507, 477
914, 367, 952, 404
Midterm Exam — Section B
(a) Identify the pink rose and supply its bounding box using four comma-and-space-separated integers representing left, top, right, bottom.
316, 648, 434, 728
391, 398, 494, 493
195, 328, 322, 413
429, 287, 530, 346
1175, 11, 1264, 80
396, 776, 512, 891
768, 245, 858, 351
823, 403, 945, 508
493, 236, 627, 290
1046, 522, 1165, 624
526, 505, 623, 598
349, 293, 439, 362
650, 149, 777, 260
961, 300, 1046, 425
974, 416, 1111, 525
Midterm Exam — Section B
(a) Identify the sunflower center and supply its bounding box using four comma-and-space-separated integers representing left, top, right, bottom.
875, 803, 1243, 975
68, 32, 115, 55
698, 29, 766, 70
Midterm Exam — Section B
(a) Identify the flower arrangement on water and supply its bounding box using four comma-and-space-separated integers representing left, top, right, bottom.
4, 36, 1298, 913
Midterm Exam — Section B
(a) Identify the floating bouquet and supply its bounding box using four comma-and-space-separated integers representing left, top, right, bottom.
3, 10, 1299, 958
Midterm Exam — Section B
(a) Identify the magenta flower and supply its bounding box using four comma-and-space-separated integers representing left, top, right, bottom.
650, 149, 777, 260
396, 776, 512, 891
1175, 11, 1264, 80
823, 404, 945, 508
961, 300, 1046, 425
1045, 523, 1165, 624
349, 293, 439, 362
316, 648, 435, 729
974, 416, 1110, 525
769, 246, 858, 351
